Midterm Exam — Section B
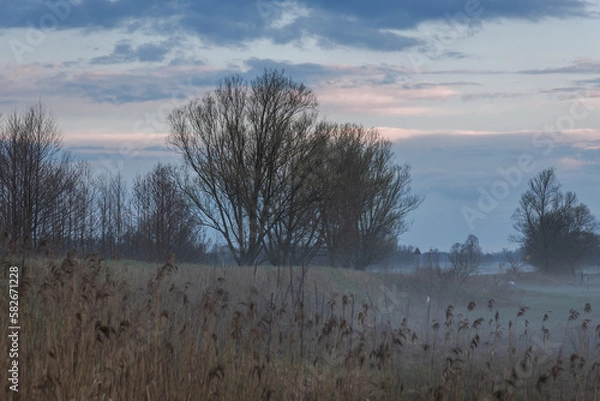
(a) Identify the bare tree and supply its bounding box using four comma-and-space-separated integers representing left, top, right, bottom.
44, 163, 96, 254
0, 102, 80, 254
512, 167, 597, 274
425, 248, 441, 270
448, 234, 483, 284
168, 69, 318, 266
131, 163, 204, 262
502, 248, 525, 277
263, 124, 329, 266
319, 123, 423, 269
95, 171, 131, 259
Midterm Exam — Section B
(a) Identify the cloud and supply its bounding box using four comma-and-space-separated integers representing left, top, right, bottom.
61, 79, 170, 104
243, 58, 480, 86
12, 56, 467, 109
558, 156, 597, 170
242, 58, 337, 83
66, 145, 107, 151
300, 0, 590, 27
90, 41, 171, 64
142, 145, 169, 152
461, 91, 525, 102
572, 140, 600, 151
316, 82, 458, 117
135, 43, 170, 62
5, 56, 483, 108
307, 14, 421, 51
90, 43, 136, 64
240, 58, 475, 89
415, 68, 507, 76
378, 127, 520, 140
0, 61, 229, 105
576, 77, 600, 86
444, 51, 470, 59
0, 0, 591, 52
520, 58, 600, 74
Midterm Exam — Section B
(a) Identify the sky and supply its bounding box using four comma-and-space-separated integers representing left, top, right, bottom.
1, 0, 599, 253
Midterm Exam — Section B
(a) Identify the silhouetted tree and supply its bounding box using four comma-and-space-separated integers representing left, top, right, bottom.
502, 247, 525, 276
47, 164, 96, 254
168, 69, 318, 266
95, 171, 131, 258
131, 164, 204, 262
511, 167, 597, 274
319, 123, 422, 270
448, 234, 483, 284
0, 102, 81, 253
263, 123, 328, 266
425, 248, 441, 269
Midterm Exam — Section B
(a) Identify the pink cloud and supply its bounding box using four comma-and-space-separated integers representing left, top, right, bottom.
66, 129, 167, 147
560, 129, 600, 145
315, 82, 457, 117
558, 156, 596, 170
375, 127, 600, 142
375, 127, 532, 140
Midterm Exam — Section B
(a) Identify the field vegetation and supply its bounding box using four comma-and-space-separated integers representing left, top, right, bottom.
1, 252, 599, 400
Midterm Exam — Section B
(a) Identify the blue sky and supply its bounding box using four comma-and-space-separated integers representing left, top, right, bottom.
1, 0, 599, 252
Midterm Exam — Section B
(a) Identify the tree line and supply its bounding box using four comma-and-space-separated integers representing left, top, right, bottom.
0, 104, 205, 262
1, 70, 598, 273
0, 71, 423, 268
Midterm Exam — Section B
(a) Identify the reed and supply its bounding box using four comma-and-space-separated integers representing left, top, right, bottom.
0, 255, 598, 400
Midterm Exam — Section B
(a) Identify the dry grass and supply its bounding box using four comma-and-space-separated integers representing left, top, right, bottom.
1, 254, 599, 400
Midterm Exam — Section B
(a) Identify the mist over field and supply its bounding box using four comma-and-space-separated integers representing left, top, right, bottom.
1, 253, 599, 400
2, 0, 600, 399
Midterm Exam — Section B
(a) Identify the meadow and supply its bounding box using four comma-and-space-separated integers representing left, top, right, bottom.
1, 253, 599, 400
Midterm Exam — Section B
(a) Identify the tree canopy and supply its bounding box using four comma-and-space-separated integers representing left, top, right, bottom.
511, 167, 597, 274
448, 234, 483, 284
168, 69, 422, 267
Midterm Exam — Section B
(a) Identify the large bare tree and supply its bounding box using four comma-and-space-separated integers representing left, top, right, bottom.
512, 167, 597, 274
168, 70, 318, 266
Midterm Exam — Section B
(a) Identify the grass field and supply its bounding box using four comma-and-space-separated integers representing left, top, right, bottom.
1, 254, 599, 400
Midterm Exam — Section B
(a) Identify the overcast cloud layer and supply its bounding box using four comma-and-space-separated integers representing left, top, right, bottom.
1, 0, 599, 252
